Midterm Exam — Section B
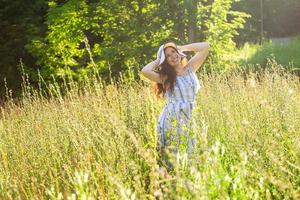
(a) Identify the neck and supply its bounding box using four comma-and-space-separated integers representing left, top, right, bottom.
173, 62, 184, 73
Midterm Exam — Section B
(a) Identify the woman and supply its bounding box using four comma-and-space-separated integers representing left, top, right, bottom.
141, 41, 209, 160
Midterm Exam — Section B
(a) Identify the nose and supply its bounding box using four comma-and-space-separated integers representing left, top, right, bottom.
171, 53, 178, 59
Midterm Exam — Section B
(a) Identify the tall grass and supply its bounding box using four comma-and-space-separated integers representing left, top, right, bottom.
0, 61, 300, 199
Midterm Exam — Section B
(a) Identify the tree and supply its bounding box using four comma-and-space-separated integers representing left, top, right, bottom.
2, 0, 250, 96
200, 0, 250, 71
0, 0, 47, 97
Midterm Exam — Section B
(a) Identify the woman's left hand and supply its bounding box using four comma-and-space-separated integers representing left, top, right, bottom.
176, 45, 184, 52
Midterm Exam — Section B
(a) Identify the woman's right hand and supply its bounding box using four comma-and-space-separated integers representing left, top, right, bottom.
155, 57, 160, 64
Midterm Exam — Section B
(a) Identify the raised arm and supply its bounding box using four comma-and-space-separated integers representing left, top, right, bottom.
177, 42, 209, 72
140, 58, 163, 83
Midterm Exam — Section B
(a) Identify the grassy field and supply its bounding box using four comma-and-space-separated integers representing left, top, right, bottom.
0, 62, 300, 199
236, 36, 300, 70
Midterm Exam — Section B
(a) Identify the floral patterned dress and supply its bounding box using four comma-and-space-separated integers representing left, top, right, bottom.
156, 64, 201, 154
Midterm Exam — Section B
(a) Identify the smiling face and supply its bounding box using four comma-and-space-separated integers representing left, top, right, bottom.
164, 47, 182, 67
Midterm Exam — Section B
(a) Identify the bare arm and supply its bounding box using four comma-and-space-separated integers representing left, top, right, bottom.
177, 42, 209, 72
140, 58, 163, 83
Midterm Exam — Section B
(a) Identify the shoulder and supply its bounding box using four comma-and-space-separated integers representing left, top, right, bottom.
186, 63, 194, 74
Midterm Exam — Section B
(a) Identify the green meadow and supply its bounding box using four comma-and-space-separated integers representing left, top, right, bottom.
0, 60, 299, 199
236, 37, 300, 70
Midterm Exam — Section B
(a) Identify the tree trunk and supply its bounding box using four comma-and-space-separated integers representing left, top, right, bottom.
186, 0, 197, 43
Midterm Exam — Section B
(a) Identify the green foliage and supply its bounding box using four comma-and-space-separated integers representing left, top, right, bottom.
27, 0, 248, 82
2, 0, 300, 97
202, 0, 251, 72
24, 0, 174, 86
237, 36, 300, 70
0, 0, 249, 96
1, 0, 250, 95
0, 0, 47, 96
25, 0, 92, 83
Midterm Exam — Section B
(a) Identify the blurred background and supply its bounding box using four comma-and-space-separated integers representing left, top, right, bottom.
1, 0, 300, 98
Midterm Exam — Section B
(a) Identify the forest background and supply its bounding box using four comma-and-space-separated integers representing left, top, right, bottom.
0, 0, 300, 97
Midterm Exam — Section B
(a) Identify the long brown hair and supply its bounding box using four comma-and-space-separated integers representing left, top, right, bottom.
152, 46, 188, 99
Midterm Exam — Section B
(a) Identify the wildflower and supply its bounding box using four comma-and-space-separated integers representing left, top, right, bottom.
211, 141, 220, 154
241, 119, 250, 126
252, 150, 257, 157
224, 174, 232, 182
258, 99, 268, 107
247, 78, 256, 88
233, 176, 240, 191
221, 145, 225, 156
207, 156, 217, 164
222, 106, 230, 116
154, 190, 163, 197
259, 177, 264, 189
288, 88, 294, 95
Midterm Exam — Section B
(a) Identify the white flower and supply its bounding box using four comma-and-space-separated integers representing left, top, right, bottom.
259, 177, 264, 189
247, 78, 256, 88
83, 173, 89, 183
241, 119, 249, 126
154, 190, 163, 197
212, 141, 220, 154
224, 174, 232, 182
252, 150, 257, 156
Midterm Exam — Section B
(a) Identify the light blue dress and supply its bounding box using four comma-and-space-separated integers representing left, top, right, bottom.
156, 64, 201, 154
